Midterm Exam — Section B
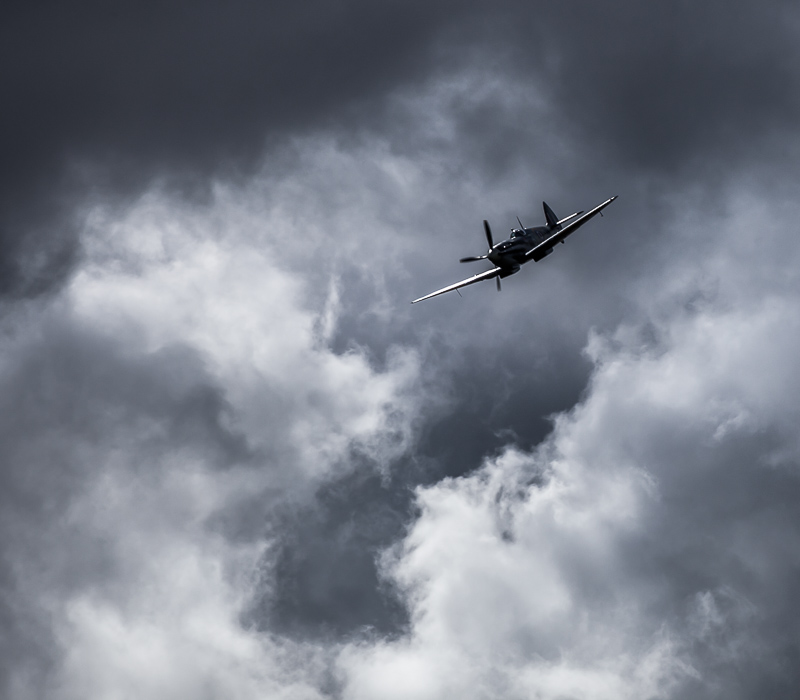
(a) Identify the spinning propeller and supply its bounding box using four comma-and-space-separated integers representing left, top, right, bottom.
459, 220, 501, 291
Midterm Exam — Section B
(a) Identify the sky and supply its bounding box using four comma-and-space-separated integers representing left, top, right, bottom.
2, 1, 800, 698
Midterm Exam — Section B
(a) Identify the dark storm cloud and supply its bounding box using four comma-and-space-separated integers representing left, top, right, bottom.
428, 0, 800, 177
0, 0, 468, 297
2, 0, 462, 170
4, 0, 798, 296
535, 0, 800, 173
3, 1, 800, 696
256, 468, 413, 640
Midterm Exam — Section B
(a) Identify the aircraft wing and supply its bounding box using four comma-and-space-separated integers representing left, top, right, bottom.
525, 195, 617, 262
411, 267, 502, 304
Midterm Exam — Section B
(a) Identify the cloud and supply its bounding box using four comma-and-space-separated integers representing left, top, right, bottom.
340, 317, 800, 696
3, 4, 800, 696
338, 177, 800, 698
0, 175, 424, 697
0, 0, 465, 298
2, 74, 796, 697
7, 1, 799, 298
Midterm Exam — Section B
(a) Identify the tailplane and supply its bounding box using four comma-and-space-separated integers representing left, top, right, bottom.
557, 209, 583, 225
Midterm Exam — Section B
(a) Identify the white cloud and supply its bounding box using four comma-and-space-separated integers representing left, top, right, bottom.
338, 181, 800, 698
72, 181, 423, 482
0, 168, 427, 697
50, 462, 329, 700
3, 78, 800, 700
340, 445, 682, 700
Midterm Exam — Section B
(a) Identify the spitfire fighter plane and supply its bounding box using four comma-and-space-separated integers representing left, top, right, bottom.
411, 195, 617, 303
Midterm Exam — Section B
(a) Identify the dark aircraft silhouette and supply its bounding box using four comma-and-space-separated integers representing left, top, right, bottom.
411, 196, 617, 303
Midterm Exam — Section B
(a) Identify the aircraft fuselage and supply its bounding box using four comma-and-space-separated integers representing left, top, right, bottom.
488, 226, 552, 274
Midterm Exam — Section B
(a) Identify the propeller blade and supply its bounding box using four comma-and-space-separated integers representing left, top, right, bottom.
483, 220, 494, 249
496, 276, 501, 292
459, 255, 488, 263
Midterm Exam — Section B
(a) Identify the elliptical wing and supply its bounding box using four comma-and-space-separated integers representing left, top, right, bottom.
411, 267, 502, 304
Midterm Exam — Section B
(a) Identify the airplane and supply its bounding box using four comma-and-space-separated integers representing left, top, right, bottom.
411, 195, 618, 303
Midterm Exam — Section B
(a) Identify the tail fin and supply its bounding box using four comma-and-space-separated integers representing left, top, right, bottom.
543, 201, 559, 228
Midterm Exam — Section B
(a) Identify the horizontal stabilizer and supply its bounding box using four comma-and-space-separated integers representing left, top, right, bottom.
557, 210, 583, 225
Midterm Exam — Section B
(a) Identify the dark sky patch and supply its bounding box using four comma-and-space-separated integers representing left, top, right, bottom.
254, 467, 414, 640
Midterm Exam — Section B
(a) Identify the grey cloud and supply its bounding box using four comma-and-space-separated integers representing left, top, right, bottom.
255, 468, 413, 641
338, 290, 800, 698
245, 339, 593, 643
0, 316, 248, 694
2, 1, 800, 696
0, 0, 465, 297
7, 1, 800, 299
446, 1, 800, 177
0, 179, 425, 692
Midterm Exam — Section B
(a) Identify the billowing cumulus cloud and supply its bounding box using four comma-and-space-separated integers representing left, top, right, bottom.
0, 176, 423, 696
3, 1, 800, 698
340, 193, 800, 698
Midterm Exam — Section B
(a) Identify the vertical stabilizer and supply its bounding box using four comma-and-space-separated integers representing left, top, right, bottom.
543, 201, 559, 228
